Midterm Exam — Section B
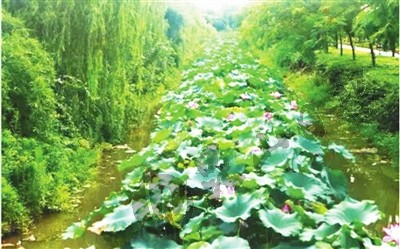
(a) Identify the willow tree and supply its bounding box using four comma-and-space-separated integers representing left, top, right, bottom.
4, 0, 175, 142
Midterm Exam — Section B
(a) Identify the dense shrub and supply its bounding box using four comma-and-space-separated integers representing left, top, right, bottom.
316, 53, 399, 132
2, 11, 57, 140
1, 177, 30, 235
1, 130, 99, 234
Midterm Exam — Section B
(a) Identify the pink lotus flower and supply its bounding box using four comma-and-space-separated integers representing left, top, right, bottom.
240, 93, 251, 100
220, 184, 235, 198
248, 146, 263, 156
188, 101, 199, 109
271, 92, 282, 99
264, 112, 273, 120
383, 223, 400, 245
281, 203, 291, 213
226, 113, 236, 121
290, 100, 298, 110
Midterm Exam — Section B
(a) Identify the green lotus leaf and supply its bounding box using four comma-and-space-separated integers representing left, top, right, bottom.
185, 167, 220, 190
149, 157, 176, 170
195, 117, 224, 132
328, 143, 355, 162
286, 186, 305, 199
272, 242, 315, 249
189, 128, 203, 138
215, 138, 235, 150
325, 168, 348, 200
300, 223, 341, 241
187, 241, 211, 249
324, 198, 381, 226
180, 212, 205, 241
62, 220, 86, 239
151, 128, 173, 143
294, 136, 324, 155
177, 140, 203, 160
214, 190, 265, 223
103, 192, 129, 208
220, 92, 238, 105
121, 166, 145, 187
289, 202, 322, 227
119, 152, 148, 172
332, 226, 360, 248
261, 148, 291, 173
127, 231, 182, 249
242, 172, 275, 187
91, 201, 148, 233
258, 208, 302, 237
283, 172, 327, 201
200, 225, 224, 240
214, 108, 232, 119
158, 167, 188, 185
210, 236, 250, 249
235, 154, 255, 167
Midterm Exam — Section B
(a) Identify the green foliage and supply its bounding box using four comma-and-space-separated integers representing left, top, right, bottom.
316, 52, 399, 132
2, 1, 213, 237
127, 231, 182, 249
284, 73, 331, 107
354, 0, 399, 57
2, 11, 57, 139
1, 177, 30, 235
64, 35, 385, 248
281, 50, 398, 167
241, 1, 334, 68
3, 1, 212, 143
360, 123, 399, 167
214, 190, 265, 223
240, 0, 398, 68
1, 129, 99, 234
259, 208, 302, 237
324, 198, 381, 226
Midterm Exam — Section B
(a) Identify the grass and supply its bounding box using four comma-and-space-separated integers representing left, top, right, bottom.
328, 47, 399, 74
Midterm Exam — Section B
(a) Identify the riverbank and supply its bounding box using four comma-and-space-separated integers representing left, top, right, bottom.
1, 121, 154, 248
253, 46, 399, 231
255, 46, 399, 169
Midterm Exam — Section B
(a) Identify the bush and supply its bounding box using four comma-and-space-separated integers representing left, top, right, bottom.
360, 124, 399, 167
1, 130, 99, 233
316, 53, 399, 132
2, 11, 57, 140
1, 177, 30, 235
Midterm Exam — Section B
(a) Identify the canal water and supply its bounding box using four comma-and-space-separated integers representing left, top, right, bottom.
311, 110, 399, 233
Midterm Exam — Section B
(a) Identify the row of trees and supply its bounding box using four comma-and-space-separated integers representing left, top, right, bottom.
241, 0, 399, 68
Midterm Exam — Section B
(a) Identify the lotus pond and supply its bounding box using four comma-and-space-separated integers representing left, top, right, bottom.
8, 36, 399, 249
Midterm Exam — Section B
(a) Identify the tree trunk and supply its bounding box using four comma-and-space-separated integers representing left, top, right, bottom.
368, 42, 376, 67
339, 33, 343, 56
334, 32, 338, 48
390, 41, 396, 57
325, 38, 329, 53
346, 30, 356, 60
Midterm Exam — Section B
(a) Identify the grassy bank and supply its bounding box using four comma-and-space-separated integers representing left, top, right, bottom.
255, 47, 399, 167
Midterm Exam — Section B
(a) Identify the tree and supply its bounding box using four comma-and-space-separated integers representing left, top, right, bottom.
354, 1, 398, 66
